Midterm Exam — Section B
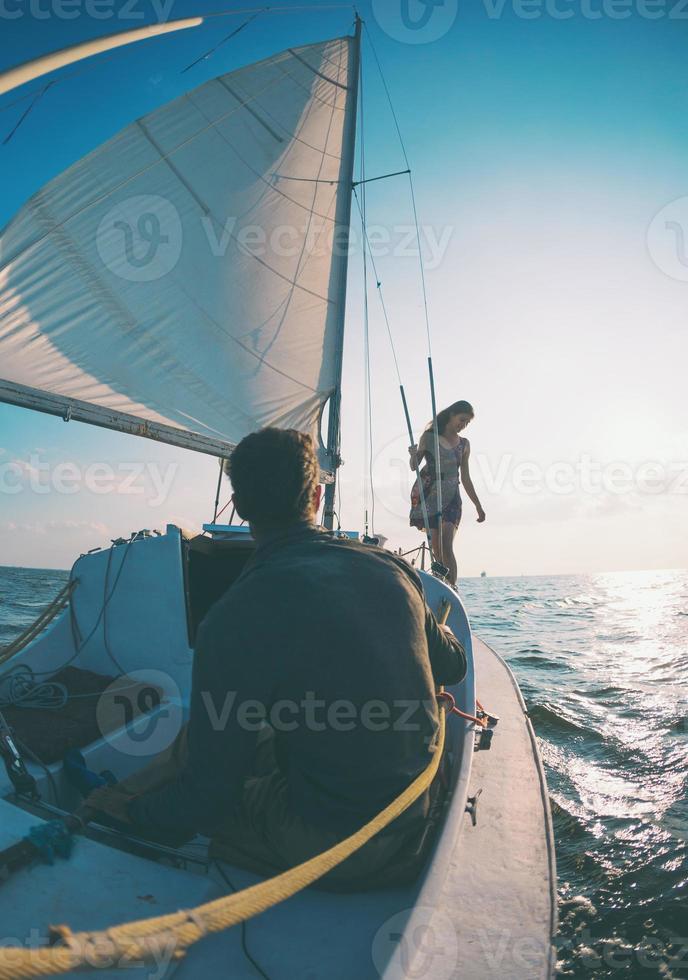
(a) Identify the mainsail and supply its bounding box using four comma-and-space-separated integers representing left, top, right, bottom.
0, 32, 360, 474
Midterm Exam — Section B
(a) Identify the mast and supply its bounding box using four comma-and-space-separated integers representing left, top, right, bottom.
323, 14, 362, 530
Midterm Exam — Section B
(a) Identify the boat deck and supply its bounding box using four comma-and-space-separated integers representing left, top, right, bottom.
0, 635, 556, 979
432, 636, 558, 978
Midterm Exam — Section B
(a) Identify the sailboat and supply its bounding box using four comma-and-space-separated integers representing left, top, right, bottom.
0, 14, 557, 978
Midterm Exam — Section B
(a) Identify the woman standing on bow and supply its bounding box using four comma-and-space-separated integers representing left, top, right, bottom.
409, 400, 486, 585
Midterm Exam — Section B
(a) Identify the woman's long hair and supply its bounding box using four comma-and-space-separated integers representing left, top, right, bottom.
424, 400, 474, 434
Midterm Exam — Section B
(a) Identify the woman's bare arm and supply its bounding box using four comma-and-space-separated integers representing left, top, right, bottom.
409, 446, 429, 470
409, 432, 431, 471
460, 440, 486, 522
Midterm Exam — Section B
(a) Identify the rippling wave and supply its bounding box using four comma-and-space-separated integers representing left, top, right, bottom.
461, 568, 688, 978
0, 566, 70, 646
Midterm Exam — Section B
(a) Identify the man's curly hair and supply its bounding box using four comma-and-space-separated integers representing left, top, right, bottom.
226, 428, 319, 526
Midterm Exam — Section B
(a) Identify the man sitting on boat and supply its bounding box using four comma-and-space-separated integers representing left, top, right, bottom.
85, 428, 466, 884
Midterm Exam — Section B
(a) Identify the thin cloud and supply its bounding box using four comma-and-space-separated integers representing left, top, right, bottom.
0, 520, 110, 536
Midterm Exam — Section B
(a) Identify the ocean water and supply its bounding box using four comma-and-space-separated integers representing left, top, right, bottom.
1, 564, 687, 976
461, 569, 688, 978
0, 566, 70, 649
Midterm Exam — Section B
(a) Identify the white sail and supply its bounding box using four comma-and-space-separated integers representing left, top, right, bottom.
0, 35, 359, 471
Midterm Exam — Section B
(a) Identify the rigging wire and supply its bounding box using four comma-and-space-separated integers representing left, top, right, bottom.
0, 51, 119, 144
181, 11, 262, 73
204, 3, 352, 16
212, 460, 224, 523
335, 467, 343, 531
2, 81, 53, 145
358, 38, 375, 537
0, 53, 120, 115
353, 168, 410, 187
352, 187, 401, 385
362, 22, 433, 357
215, 498, 235, 523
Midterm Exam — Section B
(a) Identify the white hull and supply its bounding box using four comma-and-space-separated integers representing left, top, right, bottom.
0, 527, 556, 978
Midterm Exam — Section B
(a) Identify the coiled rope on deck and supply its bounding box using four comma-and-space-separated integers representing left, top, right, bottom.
0, 582, 76, 666
0, 711, 445, 979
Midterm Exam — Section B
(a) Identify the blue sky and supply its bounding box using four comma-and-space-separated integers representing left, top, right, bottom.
1, 0, 687, 573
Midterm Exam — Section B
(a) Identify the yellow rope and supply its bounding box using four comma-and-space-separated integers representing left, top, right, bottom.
0, 712, 446, 979
0, 582, 76, 665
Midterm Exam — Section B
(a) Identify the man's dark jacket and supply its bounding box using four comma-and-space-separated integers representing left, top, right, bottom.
129, 524, 466, 836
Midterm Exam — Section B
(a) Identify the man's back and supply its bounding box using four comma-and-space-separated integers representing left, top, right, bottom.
196, 525, 465, 833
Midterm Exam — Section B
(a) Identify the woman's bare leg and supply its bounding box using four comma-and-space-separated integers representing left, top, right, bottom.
441, 521, 458, 585
430, 526, 444, 570
429, 525, 456, 583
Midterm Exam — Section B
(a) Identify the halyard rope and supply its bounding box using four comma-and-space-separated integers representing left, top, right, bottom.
0, 712, 446, 978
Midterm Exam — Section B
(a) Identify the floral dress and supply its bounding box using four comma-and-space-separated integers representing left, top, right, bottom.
409, 433, 466, 531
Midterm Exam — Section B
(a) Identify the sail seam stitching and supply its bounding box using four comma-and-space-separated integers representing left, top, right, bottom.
136, 119, 211, 215
275, 61, 347, 111
288, 48, 350, 90
289, 37, 351, 75
217, 77, 284, 143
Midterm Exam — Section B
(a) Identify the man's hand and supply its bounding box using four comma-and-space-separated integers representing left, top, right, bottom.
476, 507, 486, 523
